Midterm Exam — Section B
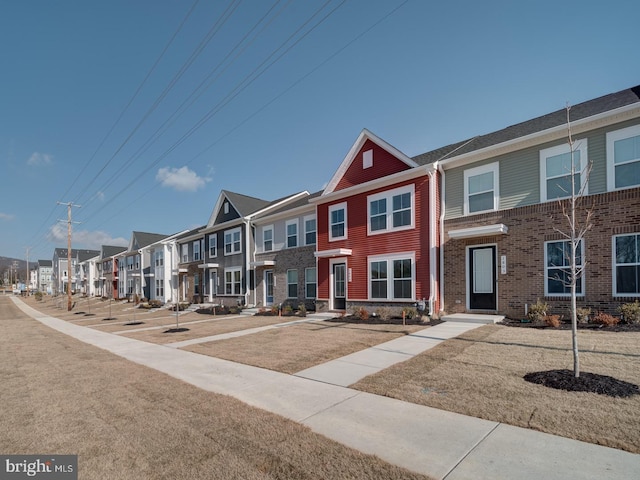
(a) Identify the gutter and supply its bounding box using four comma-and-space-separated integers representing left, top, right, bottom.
427, 163, 438, 316
438, 162, 446, 314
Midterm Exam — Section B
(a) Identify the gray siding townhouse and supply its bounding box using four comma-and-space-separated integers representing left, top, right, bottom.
117, 232, 168, 301
52, 248, 100, 295
37, 259, 53, 294
413, 85, 640, 319
251, 191, 320, 311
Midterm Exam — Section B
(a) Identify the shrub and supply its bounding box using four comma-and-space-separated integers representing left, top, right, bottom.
357, 306, 369, 321
544, 315, 561, 328
591, 312, 620, 327
282, 304, 294, 316
575, 307, 591, 324
375, 306, 392, 321
402, 306, 416, 320
618, 301, 640, 324
258, 307, 267, 315
297, 303, 307, 317
34, 291, 43, 301
527, 299, 549, 323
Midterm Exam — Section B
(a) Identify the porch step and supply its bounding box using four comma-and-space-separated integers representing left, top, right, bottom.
442, 313, 504, 324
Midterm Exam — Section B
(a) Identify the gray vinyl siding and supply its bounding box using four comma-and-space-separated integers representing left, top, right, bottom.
444, 118, 640, 220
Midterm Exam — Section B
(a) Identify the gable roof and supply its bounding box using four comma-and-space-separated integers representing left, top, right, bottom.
125, 231, 169, 253
38, 259, 52, 267
100, 245, 127, 259
323, 129, 419, 195
413, 85, 640, 166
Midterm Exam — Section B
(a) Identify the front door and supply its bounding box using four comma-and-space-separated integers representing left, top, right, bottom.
333, 263, 346, 310
209, 271, 217, 302
264, 270, 274, 306
469, 246, 497, 310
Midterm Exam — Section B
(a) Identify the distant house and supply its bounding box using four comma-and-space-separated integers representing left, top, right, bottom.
52, 248, 100, 295
97, 245, 127, 298
141, 229, 189, 304
418, 85, 640, 318
116, 232, 169, 301
313, 129, 440, 315
37, 259, 53, 294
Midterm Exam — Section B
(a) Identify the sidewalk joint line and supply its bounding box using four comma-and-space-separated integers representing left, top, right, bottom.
442, 422, 502, 480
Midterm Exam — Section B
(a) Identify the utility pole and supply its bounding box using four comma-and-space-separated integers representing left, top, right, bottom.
25, 247, 30, 296
58, 202, 81, 311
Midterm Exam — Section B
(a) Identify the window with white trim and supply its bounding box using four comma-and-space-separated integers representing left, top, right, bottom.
368, 184, 414, 234
363, 149, 373, 169
304, 216, 316, 245
154, 251, 163, 267
305, 267, 316, 298
209, 235, 217, 257
194, 273, 200, 295
613, 233, 640, 296
224, 268, 241, 295
329, 203, 347, 241
287, 269, 298, 298
224, 228, 241, 255
607, 124, 640, 191
368, 253, 415, 300
286, 220, 298, 248
544, 240, 584, 296
464, 162, 499, 215
127, 256, 134, 270
193, 241, 201, 261
540, 141, 588, 201
181, 244, 189, 263
155, 279, 164, 298
263, 226, 273, 252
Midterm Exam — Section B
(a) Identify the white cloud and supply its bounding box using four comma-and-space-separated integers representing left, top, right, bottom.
27, 152, 53, 167
47, 224, 127, 249
0, 212, 14, 220
156, 166, 211, 192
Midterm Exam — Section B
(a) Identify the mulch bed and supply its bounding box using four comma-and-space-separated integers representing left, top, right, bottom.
500, 318, 640, 332
524, 370, 640, 398
326, 315, 432, 326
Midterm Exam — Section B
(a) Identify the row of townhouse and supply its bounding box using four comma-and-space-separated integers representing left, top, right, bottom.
63, 84, 639, 318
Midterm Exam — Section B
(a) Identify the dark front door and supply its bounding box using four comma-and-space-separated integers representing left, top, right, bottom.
469, 246, 497, 310
333, 263, 346, 310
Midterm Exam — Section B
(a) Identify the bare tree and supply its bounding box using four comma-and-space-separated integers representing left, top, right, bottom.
550, 104, 594, 378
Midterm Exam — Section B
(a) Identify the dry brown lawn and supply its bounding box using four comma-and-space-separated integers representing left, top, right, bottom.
1, 296, 431, 480
185, 321, 427, 374
352, 324, 640, 453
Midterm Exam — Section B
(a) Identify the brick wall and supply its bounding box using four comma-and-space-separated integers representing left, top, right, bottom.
443, 188, 640, 319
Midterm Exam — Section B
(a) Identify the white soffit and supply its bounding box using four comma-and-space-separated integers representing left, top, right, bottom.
198, 263, 220, 269
314, 248, 353, 258
448, 224, 508, 239
249, 260, 276, 267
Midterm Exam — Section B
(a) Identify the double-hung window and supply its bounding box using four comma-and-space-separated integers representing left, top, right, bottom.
225, 268, 241, 295
613, 234, 640, 296
368, 185, 414, 234
127, 256, 134, 270
544, 240, 584, 296
224, 228, 241, 255
464, 163, 499, 215
287, 269, 298, 298
368, 253, 414, 300
304, 216, 316, 245
181, 244, 189, 263
194, 273, 200, 294
305, 267, 316, 298
286, 220, 298, 248
209, 235, 217, 257
540, 141, 588, 201
329, 203, 347, 241
263, 226, 273, 252
193, 241, 201, 261
607, 124, 640, 191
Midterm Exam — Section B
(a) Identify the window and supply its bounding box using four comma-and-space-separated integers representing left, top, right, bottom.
154, 251, 163, 267
368, 185, 414, 234
209, 235, 217, 257
363, 149, 373, 169
181, 244, 189, 263
607, 124, 640, 191
287, 269, 298, 298
127, 278, 134, 295
134, 255, 140, 270
614, 233, 640, 296
263, 226, 273, 252
329, 203, 347, 241
224, 202, 229, 214
286, 220, 298, 248
368, 254, 414, 300
305, 268, 316, 298
224, 228, 241, 255
194, 273, 199, 295
464, 162, 499, 214
545, 240, 584, 296
540, 141, 588, 201
304, 216, 316, 245
193, 241, 201, 261
225, 268, 241, 295
127, 256, 134, 270
155, 279, 164, 298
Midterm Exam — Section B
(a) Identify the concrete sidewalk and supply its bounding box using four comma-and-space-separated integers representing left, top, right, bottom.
12, 297, 640, 480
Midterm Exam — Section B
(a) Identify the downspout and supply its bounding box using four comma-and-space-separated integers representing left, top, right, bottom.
244, 217, 251, 307
438, 162, 446, 315
251, 223, 257, 308
427, 164, 438, 316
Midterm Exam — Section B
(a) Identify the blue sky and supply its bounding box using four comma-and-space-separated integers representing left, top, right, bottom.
1, 0, 639, 261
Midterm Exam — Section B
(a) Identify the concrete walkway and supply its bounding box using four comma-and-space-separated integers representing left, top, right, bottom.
11, 297, 640, 480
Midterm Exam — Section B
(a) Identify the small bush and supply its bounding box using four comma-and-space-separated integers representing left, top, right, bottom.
618, 301, 640, 324
34, 291, 43, 301
258, 307, 267, 315
527, 299, 549, 323
282, 304, 294, 316
297, 303, 307, 317
544, 315, 561, 328
375, 306, 392, 321
575, 307, 591, 324
591, 312, 620, 327
402, 307, 416, 320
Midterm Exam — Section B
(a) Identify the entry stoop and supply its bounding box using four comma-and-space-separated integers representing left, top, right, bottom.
441, 313, 504, 324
